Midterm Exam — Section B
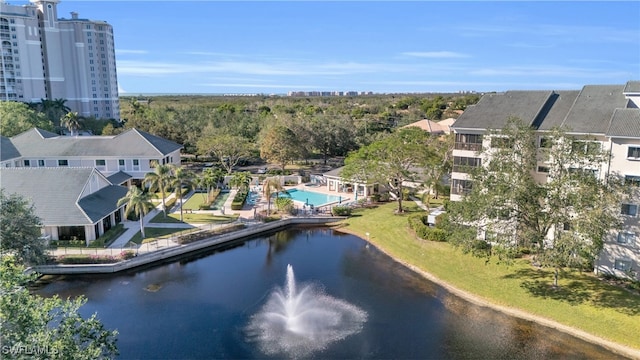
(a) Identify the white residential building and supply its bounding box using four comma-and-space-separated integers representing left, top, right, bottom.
0, 0, 120, 120
1, 127, 183, 185
450, 81, 640, 280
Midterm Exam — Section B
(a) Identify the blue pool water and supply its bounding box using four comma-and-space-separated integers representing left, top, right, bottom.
282, 189, 343, 207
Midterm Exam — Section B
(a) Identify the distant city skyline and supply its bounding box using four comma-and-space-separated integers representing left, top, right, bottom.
11, 1, 639, 94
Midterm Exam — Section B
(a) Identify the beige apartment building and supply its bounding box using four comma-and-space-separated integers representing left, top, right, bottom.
0, 0, 119, 120
451, 81, 640, 280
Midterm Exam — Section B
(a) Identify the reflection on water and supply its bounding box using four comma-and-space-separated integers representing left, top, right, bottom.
34, 228, 626, 359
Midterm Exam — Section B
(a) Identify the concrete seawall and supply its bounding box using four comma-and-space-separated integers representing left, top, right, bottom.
34, 217, 343, 275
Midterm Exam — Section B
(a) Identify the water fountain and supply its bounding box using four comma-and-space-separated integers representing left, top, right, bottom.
246, 264, 367, 357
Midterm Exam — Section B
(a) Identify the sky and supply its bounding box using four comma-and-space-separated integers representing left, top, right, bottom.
21, 1, 640, 94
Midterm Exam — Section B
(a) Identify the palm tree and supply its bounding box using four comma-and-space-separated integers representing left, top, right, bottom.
117, 186, 154, 239
262, 176, 284, 215
144, 162, 174, 217
61, 111, 83, 136
170, 166, 196, 222
229, 171, 252, 191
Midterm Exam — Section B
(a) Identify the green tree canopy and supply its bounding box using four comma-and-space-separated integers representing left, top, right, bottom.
447, 118, 624, 286
0, 258, 118, 359
341, 127, 438, 213
259, 125, 303, 171
196, 126, 252, 174
0, 190, 48, 265
0, 101, 53, 137
61, 111, 83, 136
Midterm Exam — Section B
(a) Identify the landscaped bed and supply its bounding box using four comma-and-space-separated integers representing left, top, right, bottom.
150, 212, 238, 224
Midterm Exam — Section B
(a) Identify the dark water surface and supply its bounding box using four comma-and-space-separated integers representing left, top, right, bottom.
35, 228, 624, 359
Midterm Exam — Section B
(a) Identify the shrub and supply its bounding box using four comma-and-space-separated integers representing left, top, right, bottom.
56, 254, 119, 264
164, 196, 177, 211
275, 197, 294, 214
369, 193, 381, 202
120, 250, 136, 260
198, 203, 211, 210
263, 215, 281, 222
379, 193, 390, 202
231, 189, 248, 210
332, 205, 352, 216
176, 223, 245, 244
407, 214, 447, 242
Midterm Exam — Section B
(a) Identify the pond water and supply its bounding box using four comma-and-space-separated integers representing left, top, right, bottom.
34, 228, 624, 359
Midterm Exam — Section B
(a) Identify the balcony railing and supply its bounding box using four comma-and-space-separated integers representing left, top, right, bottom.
454, 142, 482, 151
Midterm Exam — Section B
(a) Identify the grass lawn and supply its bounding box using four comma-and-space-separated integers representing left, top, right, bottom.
182, 193, 208, 210
150, 211, 238, 224
337, 202, 640, 350
129, 227, 195, 245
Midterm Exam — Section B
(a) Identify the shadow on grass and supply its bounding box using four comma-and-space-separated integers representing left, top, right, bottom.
503, 267, 640, 316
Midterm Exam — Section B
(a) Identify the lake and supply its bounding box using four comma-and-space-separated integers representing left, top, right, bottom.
34, 227, 624, 359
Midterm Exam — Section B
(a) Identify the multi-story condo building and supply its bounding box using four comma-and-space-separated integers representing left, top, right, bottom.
450, 81, 640, 280
0, 127, 183, 243
0, 0, 120, 120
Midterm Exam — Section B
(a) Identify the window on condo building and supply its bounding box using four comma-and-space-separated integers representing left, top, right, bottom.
24, 160, 30, 167
38, 160, 44, 167
614, 259, 632, 272
628, 146, 640, 159
617, 232, 636, 245
95, 159, 106, 167
537, 166, 549, 173
58, 160, 68, 166
625, 175, 640, 187
621, 203, 638, 216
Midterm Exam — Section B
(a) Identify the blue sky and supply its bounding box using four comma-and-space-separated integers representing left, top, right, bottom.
43, 1, 640, 94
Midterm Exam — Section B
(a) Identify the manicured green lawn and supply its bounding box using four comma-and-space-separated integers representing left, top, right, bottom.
150, 212, 238, 224
182, 193, 208, 210
129, 227, 193, 245
338, 202, 640, 350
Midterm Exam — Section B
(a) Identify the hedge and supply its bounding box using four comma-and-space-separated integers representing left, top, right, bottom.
231, 189, 248, 210
331, 205, 352, 216
176, 223, 245, 244
408, 214, 447, 242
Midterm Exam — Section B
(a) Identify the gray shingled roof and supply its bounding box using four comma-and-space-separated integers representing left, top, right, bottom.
9, 128, 182, 158
537, 91, 580, 130
0, 167, 125, 226
323, 166, 343, 178
78, 185, 129, 223
453, 91, 553, 130
561, 85, 627, 134
623, 81, 640, 93
606, 109, 640, 138
1, 136, 21, 162
107, 171, 133, 185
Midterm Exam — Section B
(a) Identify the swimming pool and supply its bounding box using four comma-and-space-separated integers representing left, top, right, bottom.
280, 188, 344, 207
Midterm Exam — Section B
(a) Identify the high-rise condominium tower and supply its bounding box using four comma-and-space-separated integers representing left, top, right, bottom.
0, 0, 120, 120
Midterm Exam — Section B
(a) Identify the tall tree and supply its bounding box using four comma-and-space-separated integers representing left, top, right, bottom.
230, 171, 253, 191
262, 176, 284, 215
341, 127, 438, 213
0, 190, 48, 266
196, 126, 252, 174
61, 111, 83, 136
0, 101, 53, 137
447, 118, 624, 286
259, 125, 302, 171
117, 187, 154, 239
144, 162, 174, 217
0, 258, 119, 359
170, 166, 196, 222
